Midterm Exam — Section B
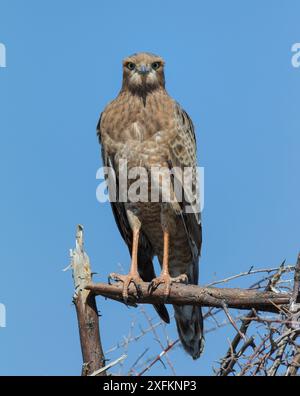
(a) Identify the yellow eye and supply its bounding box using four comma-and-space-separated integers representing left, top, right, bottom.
152, 62, 161, 70
127, 62, 136, 71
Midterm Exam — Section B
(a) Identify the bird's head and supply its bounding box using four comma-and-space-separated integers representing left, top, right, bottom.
121, 52, 165, 94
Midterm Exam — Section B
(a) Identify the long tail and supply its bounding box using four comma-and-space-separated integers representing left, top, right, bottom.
174, 305, 204, 359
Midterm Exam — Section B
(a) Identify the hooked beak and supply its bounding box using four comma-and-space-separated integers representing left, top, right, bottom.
137, 64, 151, 75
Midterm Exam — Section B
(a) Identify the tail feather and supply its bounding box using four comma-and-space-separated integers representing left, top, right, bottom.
153, 304, 170, 324
174, 305, 204, 359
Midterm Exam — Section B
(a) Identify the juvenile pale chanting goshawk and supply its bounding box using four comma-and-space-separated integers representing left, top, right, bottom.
97, 52, 204, 359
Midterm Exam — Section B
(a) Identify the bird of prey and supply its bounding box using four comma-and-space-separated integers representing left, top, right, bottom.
97, 52, 204, 359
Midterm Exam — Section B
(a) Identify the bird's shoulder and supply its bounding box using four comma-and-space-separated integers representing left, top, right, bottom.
173, 101, 196, 143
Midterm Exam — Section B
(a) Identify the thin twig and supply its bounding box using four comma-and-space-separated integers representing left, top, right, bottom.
89, 354, 127, 376
137, 339, 179, 376
206, 265, 294, 287
221, 302, 247, 342
139, 306, 177, 376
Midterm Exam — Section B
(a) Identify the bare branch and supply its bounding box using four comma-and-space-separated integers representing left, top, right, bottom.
70, 225, 106, 376
86, 281, 293, 313
285, 252, 300, 376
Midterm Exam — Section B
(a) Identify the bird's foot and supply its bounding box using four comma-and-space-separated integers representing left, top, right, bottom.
108, 272, 143, 304
149, 273, 188, 300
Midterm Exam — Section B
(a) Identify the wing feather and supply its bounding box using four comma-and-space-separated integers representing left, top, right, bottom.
170, 103, 202, 283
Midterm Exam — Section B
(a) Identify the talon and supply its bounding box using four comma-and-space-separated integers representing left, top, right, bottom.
135, 282, 143, 298
108, 272, 143, 303
149, 273, 188, 300
108, 272, 118, 283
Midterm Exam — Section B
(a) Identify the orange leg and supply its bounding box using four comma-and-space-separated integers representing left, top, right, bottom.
149, 230, 188, 299
109, 228, 143, 303
162, 230, 170, 277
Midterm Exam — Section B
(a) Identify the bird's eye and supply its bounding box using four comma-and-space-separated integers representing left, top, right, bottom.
152, 62, 161, 70
127, 62, 136, 71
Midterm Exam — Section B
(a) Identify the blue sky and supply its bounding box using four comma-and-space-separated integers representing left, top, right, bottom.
0, 0, 299, 376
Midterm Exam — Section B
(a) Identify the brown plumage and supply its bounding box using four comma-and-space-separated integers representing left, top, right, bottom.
97, 52, 204, 359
